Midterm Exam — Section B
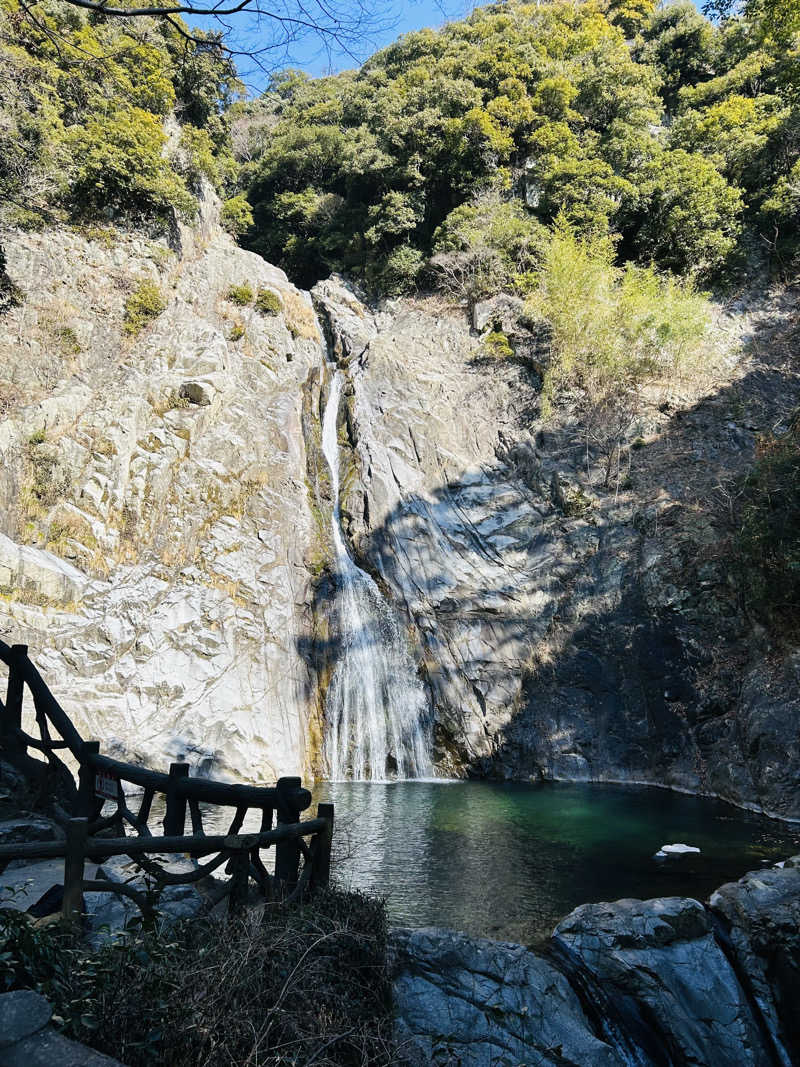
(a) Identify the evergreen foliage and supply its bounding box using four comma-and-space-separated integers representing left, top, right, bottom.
124, 279, 167, 335
0, 0, 240, 228
234, 0, 798, 291
227, 282, 254, 305
255, 287, 282, 313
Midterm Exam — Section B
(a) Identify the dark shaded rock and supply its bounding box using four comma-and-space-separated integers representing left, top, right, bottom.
554, 896, 772, 1066
0, 1028, 124, 1066
391, 927, 624, 1066
0, 817, 60, 847
0, 992, 51, 1048
25, 882, 64, 919
710, 855, 800, 1066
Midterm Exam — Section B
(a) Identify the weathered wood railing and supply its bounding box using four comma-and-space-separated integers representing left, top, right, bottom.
0, 640, 333, 922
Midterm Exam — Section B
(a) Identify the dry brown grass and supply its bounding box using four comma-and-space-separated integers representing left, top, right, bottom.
59, 888, 402, 1067
283, 290, 321, 342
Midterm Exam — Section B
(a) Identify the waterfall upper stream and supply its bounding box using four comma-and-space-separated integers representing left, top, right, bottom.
321, 371, 431, 781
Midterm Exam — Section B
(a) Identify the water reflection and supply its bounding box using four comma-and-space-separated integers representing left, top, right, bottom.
311, 780, 800, 944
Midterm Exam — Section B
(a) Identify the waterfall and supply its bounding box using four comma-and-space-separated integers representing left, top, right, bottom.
321, 371, 431, 782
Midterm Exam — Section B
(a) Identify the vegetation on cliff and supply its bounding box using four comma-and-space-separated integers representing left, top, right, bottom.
0, 0, 240, 229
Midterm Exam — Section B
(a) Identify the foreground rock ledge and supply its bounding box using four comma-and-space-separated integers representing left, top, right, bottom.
391, 855, 800, 1066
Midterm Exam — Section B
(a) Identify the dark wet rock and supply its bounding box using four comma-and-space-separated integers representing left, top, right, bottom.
710, 855, 800, 1065
392, 860, 800, 1067
391, 927, 624, 1066
554, 896, 771, 1066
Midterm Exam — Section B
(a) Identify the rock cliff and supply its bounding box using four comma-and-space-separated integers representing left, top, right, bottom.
0, 193, 327, 782
1, 207, 798, 816
312, 278, 800, 818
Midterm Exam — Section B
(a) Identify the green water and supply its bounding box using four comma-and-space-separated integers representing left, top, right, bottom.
312, 780, 800, 944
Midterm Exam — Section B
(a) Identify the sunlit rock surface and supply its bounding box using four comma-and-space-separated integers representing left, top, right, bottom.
0, 192, 325, 782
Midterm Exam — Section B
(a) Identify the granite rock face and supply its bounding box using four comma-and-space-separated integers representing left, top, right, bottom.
311, 278, 800, 816
391, 927, 625, 1066
1, 204, 797, 814
0, 190, 327, 783
392, 858, 800, 1067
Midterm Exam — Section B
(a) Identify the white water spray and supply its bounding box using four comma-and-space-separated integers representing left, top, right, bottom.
322, 371, 431, 781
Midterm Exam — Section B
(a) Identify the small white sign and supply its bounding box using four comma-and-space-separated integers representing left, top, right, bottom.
95, 770, 119, 800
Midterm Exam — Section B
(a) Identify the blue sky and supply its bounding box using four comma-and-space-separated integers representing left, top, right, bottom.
203, 0, 476, 94
217, 0, 702, 95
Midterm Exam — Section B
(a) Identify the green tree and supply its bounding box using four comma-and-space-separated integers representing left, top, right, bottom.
636, 2, 717, 112
633, 149, 743, 275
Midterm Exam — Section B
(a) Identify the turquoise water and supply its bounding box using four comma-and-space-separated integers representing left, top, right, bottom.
312, 780, 800, 944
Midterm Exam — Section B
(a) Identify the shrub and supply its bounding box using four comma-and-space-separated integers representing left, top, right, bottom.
634, 150, 743, 277
230, 322, 245, 341
124, 280, 167, 336
255, 287, 282, 315
227, 283, 254, 306
1, 889, 398, 1066
221, 194, 254, 236
67, 107, 196, 219
737, 423, 800, 643
52, 325, 81, 355
432, 194, 545, 301
527, 218, 712, 412
374, 245, 424, 296
21, 433, 70, 519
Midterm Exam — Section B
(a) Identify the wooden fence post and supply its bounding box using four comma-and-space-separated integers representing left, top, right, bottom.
228, 848, 250, 916
163, 762, 189, 836
310, 802, 334, 891
77, 741, 100, 817
274, 776, 301, 895
62, 817, 88, 925
3, 644, 27, 754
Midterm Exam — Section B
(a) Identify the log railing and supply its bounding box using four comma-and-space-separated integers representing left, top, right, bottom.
0, 640, 333, 922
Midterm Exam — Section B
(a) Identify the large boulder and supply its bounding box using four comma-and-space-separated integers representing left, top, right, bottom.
391, 927, 625, 1066
554, 896, 771, 1066
710, 856, 800, 1065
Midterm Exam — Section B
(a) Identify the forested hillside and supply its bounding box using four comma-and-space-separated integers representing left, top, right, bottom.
236, 0, 798, 294
0, 0, 242, 232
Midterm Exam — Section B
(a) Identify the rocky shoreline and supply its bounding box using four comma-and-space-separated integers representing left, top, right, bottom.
391, 855, 800, 1066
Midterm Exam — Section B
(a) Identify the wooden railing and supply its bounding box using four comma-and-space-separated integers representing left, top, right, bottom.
0, 640, 333, 922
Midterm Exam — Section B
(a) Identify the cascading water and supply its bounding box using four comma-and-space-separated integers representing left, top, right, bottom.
321, 370, 431, 781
